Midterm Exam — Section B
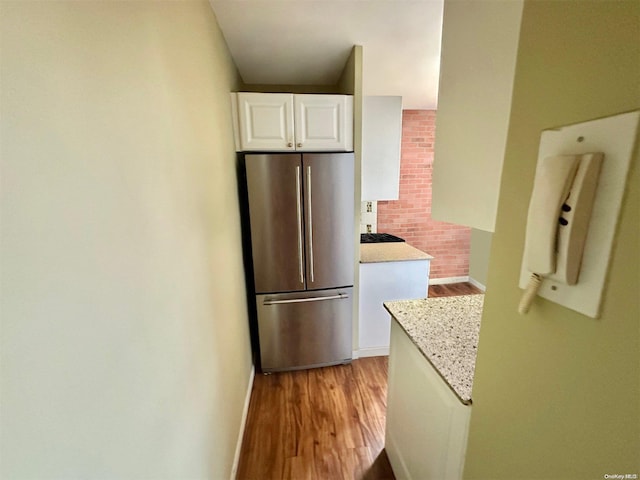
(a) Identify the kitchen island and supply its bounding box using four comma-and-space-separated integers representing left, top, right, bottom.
383, 294, 484, 480
358, 242, 432, 357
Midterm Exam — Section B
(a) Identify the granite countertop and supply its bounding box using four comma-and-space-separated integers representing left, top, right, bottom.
360, 242, 433, 263
384, 294, 484, 405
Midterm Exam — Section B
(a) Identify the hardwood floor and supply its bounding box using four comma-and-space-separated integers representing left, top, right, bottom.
236, 282, 481, 479
428, 281, 482, 298
237, 356, 394, 480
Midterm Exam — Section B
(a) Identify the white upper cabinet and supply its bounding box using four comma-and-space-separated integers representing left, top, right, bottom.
236, 93, 294, 151
431, 0, 523, 232
361, 96, 402, 200
294, 94, 353, 151
232, 93, 353, 152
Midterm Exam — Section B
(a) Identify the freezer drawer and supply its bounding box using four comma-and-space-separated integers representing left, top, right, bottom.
256, 288, 353, 372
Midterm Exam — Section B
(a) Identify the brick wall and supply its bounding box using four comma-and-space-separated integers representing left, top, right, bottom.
377, 110, 471, 280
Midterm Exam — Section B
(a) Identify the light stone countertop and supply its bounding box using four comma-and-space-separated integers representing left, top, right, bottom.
360, 242, 433, 263
384, 294, 484, 405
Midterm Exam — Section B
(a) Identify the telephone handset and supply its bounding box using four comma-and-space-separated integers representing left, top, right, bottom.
518, 152, 603, 314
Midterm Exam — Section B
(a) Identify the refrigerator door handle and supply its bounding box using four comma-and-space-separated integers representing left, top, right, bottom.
306, 165, 315, 283
295, 166, 304, 285
263, 293, 349, 306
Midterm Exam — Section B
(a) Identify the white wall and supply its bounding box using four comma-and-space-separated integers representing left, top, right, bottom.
432, 0, 523, 232
0, 2, 253, 478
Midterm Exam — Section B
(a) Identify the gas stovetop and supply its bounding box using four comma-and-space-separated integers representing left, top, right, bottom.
360, 233, 405, 243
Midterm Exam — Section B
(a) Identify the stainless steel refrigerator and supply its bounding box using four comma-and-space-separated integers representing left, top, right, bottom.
244, 153, 354, 372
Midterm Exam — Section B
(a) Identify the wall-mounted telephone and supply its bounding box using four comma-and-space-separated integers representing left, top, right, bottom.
518, 152, 603, 314
517, 111, 638, 318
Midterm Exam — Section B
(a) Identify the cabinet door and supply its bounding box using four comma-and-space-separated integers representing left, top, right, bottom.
237, 93, 295, 151
432, 1, 522, 231
359, 259, 430, 353
361, 96, 402, 200
294, 95, 353, 151
386, 321, 471, 479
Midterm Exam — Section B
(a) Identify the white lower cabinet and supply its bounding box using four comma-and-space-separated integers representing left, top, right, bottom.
385, 321, 471, 480
358, 259, 429, 356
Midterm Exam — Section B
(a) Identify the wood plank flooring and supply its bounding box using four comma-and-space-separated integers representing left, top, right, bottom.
237, 356, 394, 480
428, 281, 482, 298
236, 282, 481, 479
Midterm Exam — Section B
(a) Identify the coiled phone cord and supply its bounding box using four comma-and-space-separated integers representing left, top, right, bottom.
518, 273, 542, 314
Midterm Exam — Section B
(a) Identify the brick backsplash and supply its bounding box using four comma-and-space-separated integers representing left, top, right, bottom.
377, 110, 471, 280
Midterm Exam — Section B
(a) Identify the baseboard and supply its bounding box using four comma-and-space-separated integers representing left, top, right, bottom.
468, 277, 486, 292
230, 364, 255, 480
357, 346, 390, 358
429, 276, 469, 285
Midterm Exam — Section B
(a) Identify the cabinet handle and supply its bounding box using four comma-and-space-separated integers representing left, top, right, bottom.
297, 143, 303, 148
287, 142, 293, 148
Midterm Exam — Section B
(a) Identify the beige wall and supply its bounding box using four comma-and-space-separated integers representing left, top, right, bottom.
464, 1, 640, 477
432, 0, 523, 232
468, 229, 492, 288
0, 1, 253, 478
337, 46, 364, 352
238, 83, 338, 94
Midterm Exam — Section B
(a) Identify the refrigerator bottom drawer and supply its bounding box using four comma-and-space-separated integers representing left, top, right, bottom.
256, 288, 353, 372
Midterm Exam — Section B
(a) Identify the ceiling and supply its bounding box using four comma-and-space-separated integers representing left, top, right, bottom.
208, 0, 444, 110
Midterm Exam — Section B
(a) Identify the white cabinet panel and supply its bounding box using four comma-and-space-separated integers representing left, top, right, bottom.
432, 0, 523, 231
236, 92, 294, 151
358, 259, 429, 356
294, 94, 353, 151
385, 321, 471, 480
361, 96, 402, 200
233, 93, 353, 152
